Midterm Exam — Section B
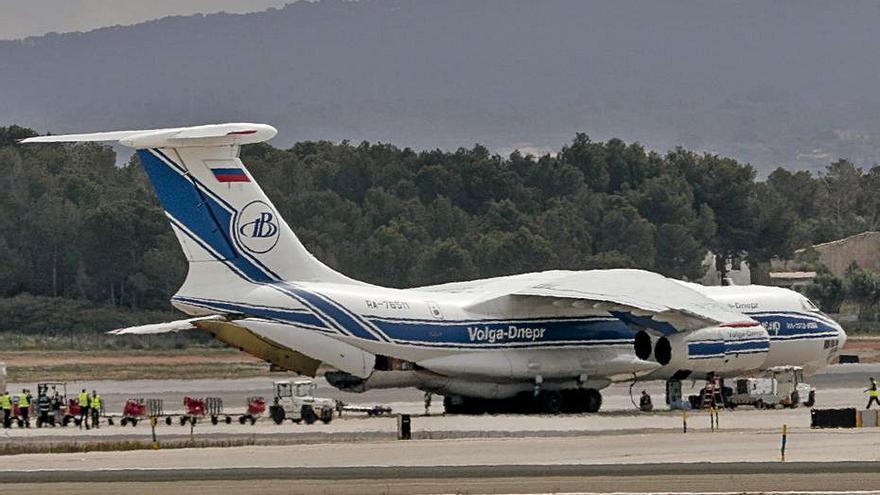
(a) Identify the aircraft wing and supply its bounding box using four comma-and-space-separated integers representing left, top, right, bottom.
476, 269, 755, 334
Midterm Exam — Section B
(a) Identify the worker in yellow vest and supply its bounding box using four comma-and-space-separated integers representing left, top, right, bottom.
90, 391, 102, 429
867, 377, 880, 409
0, 391, 11, 428
18, 389, 30, 428
78, 389, 90, 429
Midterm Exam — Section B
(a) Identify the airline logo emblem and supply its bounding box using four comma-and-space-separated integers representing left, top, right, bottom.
235, 200, 280, 254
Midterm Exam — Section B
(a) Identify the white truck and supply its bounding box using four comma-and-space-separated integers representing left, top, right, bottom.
268, 379, 336, 425
728, 366, 816, 409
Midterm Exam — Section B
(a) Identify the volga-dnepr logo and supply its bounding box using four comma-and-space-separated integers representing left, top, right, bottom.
234, 200, 280, 254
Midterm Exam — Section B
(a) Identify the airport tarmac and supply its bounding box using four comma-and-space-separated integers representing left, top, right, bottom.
2, 363, 878, 494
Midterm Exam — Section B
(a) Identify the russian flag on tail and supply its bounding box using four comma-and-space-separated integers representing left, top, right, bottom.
211, 167, 250, 183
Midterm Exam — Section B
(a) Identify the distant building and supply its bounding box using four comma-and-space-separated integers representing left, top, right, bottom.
768, 271, 817, 289
770, 231, 880, 284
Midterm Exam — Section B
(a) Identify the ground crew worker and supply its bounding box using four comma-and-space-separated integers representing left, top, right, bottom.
424, 392, 432, 415
51, 392, 63, 425
90, 390, 102, 428
0, 391, 11, 428
18, 389, 30, 428
78, 389, 90, 429
37, 392, 51, 427
866, 377, 880, 409
639, 390, 653, 412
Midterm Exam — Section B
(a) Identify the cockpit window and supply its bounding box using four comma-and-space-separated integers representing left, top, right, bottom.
801, 297, 821, 312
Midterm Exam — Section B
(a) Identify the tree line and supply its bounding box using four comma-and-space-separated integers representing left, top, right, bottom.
2, 125, 879, 328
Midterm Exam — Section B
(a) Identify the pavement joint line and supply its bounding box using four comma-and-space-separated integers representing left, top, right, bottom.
2, 461, 880, 482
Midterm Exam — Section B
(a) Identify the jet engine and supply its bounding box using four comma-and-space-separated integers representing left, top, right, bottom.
634, 323, 769, 374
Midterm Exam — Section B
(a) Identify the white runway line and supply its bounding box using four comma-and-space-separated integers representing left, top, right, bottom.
439, 492, 880, 495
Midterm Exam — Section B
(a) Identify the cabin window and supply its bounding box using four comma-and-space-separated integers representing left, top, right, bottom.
801, 297, 821, 312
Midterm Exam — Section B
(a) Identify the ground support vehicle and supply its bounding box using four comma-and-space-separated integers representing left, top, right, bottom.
179, 396, 206, 426
269, 379, 336, 425
239, 396, 266, 425
34, 382, 82, 427
728, 366, 815, 409
337, 403, 393, 417
175, 396, 229, 425
206, 397, 231, 425
119, 398, 164, 427
687, 375, 733, 410
64, 399, 83, 426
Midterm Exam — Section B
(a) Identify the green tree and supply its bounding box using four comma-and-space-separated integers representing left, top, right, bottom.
802, 269, 844, 314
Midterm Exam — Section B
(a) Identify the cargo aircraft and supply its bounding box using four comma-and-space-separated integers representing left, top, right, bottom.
23, 124, 846, 413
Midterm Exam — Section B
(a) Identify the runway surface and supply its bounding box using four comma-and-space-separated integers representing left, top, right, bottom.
2, 363, 878, 494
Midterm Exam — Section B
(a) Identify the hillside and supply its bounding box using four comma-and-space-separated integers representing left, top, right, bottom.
1, 0, 879, 173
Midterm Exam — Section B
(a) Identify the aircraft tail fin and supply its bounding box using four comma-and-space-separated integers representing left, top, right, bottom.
21, 123, 357, 297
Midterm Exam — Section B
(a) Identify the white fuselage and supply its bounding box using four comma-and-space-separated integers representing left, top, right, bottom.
171, 272, 845, 399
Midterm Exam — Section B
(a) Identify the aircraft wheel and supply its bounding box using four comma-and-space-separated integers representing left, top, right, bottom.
211, 415, 219, 425
320, 408, 334, 424
805, 390, 816, 408
239, 416, 247, 425
302, 406, 318, 425
560, 390, 586, 413
165, 416, 172, 426
131, 418, 138, 427
121, 417, 128, 427
443, 395, 463, 414
538, 391, 563, 414
584, 389, 602, 413
269, 406, 285, 425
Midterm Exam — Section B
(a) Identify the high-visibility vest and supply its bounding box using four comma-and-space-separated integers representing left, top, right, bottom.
91, 395, 102, 410
18, 394, 29, 408
79, 392, 89, 406
0, 394, 10, 409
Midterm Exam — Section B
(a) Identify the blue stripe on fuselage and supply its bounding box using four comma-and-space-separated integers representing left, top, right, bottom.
745, 312, 839, 340
172, 296, 329, 331
369, 317, 633, 346
687, 339, 770, 359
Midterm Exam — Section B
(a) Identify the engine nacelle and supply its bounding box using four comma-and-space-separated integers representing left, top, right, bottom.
636, 323, 769, 374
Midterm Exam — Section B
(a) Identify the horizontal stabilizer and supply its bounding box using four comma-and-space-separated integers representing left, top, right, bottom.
108, 315, 226, 335
20, 123, 276, 149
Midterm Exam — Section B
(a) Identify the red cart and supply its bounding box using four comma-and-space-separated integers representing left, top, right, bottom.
239, 396, 266, 425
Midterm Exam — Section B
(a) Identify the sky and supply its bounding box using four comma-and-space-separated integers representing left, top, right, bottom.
0, 0, 296, 40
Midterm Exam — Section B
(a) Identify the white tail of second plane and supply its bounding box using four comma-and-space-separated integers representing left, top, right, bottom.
22, 123, 359, 298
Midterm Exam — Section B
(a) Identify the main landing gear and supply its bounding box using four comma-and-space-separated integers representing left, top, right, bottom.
442, 388, 602, 415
